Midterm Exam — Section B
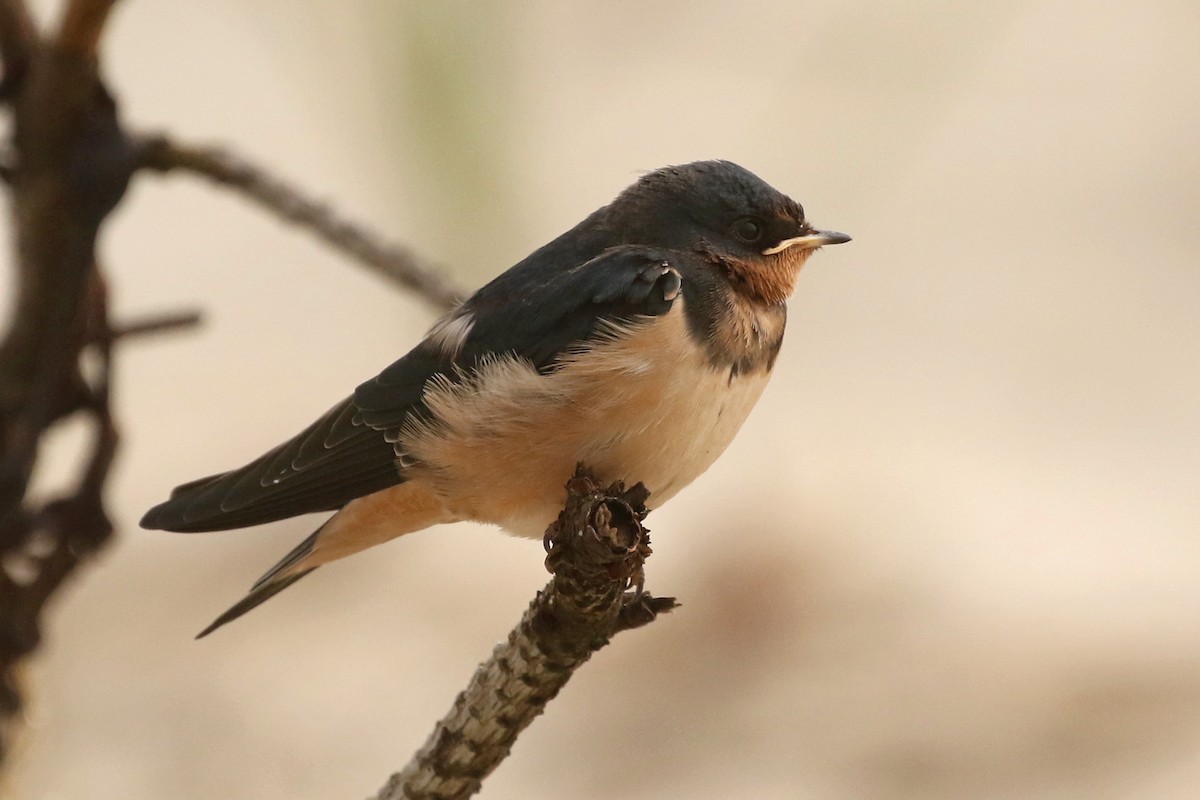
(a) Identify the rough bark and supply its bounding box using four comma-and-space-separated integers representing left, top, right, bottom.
374, 467, 676, 800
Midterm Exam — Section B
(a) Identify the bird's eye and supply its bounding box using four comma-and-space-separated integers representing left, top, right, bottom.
732, 218, 762, 243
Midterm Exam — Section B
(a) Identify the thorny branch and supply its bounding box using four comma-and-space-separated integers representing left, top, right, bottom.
0, 1, 463, 764
0, 0, 127, 761
0, 1, 35, 88
375, 467, 676, 800
56, 0, 116, 58
135, 136, 466, 310
0, 3, 676, 795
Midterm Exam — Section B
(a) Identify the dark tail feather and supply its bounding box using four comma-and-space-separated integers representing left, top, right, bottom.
196, 568, 316, 639
196, 529, 323, 639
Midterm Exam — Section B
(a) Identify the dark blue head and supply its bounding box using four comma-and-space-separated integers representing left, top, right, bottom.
605, 160, 850, 302
610, 160, 846, 252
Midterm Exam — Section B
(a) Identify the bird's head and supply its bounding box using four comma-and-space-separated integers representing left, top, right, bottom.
610, 160, 850, 305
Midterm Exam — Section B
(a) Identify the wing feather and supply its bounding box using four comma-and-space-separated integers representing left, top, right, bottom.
142, 246, 684, 533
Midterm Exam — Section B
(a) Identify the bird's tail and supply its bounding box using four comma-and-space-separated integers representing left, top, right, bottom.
196, 529, 321, 639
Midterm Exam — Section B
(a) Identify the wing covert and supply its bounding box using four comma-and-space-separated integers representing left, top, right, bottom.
143, 246, 685, 533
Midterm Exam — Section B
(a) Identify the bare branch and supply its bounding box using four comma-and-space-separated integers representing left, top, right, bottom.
135, 135, 466, 311
2, 8, 676, 791
0, 5, 132, 761
56, 0, 117, 59
108, 308, 202, 342
0, 0, 35, 88
375, 467, 677, 800
0, 270, 117, 759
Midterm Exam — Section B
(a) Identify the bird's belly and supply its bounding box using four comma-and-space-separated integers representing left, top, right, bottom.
405, 308, 772, 538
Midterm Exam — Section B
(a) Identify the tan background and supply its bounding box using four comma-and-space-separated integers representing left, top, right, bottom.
4, 1, 1199, 798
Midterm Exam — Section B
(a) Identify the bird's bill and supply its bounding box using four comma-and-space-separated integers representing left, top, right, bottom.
762, 229, 852, 255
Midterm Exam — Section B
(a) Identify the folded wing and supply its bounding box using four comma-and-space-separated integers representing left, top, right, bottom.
142, 246, 684, 533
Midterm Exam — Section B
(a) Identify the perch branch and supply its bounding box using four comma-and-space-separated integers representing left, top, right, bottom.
134, 135, 466, 311
374, 466, 678, 800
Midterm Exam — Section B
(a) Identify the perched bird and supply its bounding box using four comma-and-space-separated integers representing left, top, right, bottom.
142, 160, 850, 637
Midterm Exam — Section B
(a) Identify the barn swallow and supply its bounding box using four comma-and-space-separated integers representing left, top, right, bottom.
141, 160, 850, 637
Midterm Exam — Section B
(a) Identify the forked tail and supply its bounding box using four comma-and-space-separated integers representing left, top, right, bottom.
196, 529, 320, 639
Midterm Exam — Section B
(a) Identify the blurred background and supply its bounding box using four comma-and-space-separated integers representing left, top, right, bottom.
4, 1, 1199, 798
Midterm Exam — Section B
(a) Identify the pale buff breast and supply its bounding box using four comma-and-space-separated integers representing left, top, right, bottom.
401, 300, 773, 539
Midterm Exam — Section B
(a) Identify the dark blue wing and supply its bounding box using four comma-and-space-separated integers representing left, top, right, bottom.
354, 245, 682, 428
141, 246, 683, 533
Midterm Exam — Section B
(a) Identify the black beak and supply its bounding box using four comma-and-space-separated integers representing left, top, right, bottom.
761, 228, 852, 255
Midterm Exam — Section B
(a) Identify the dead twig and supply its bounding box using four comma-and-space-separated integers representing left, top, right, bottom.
107, 309, 202, 342
0, 0, 34, 95
1, 3, 675, 791
135, 135, 466, 311
0, 0, 129, 763
56, 0, 116, 59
